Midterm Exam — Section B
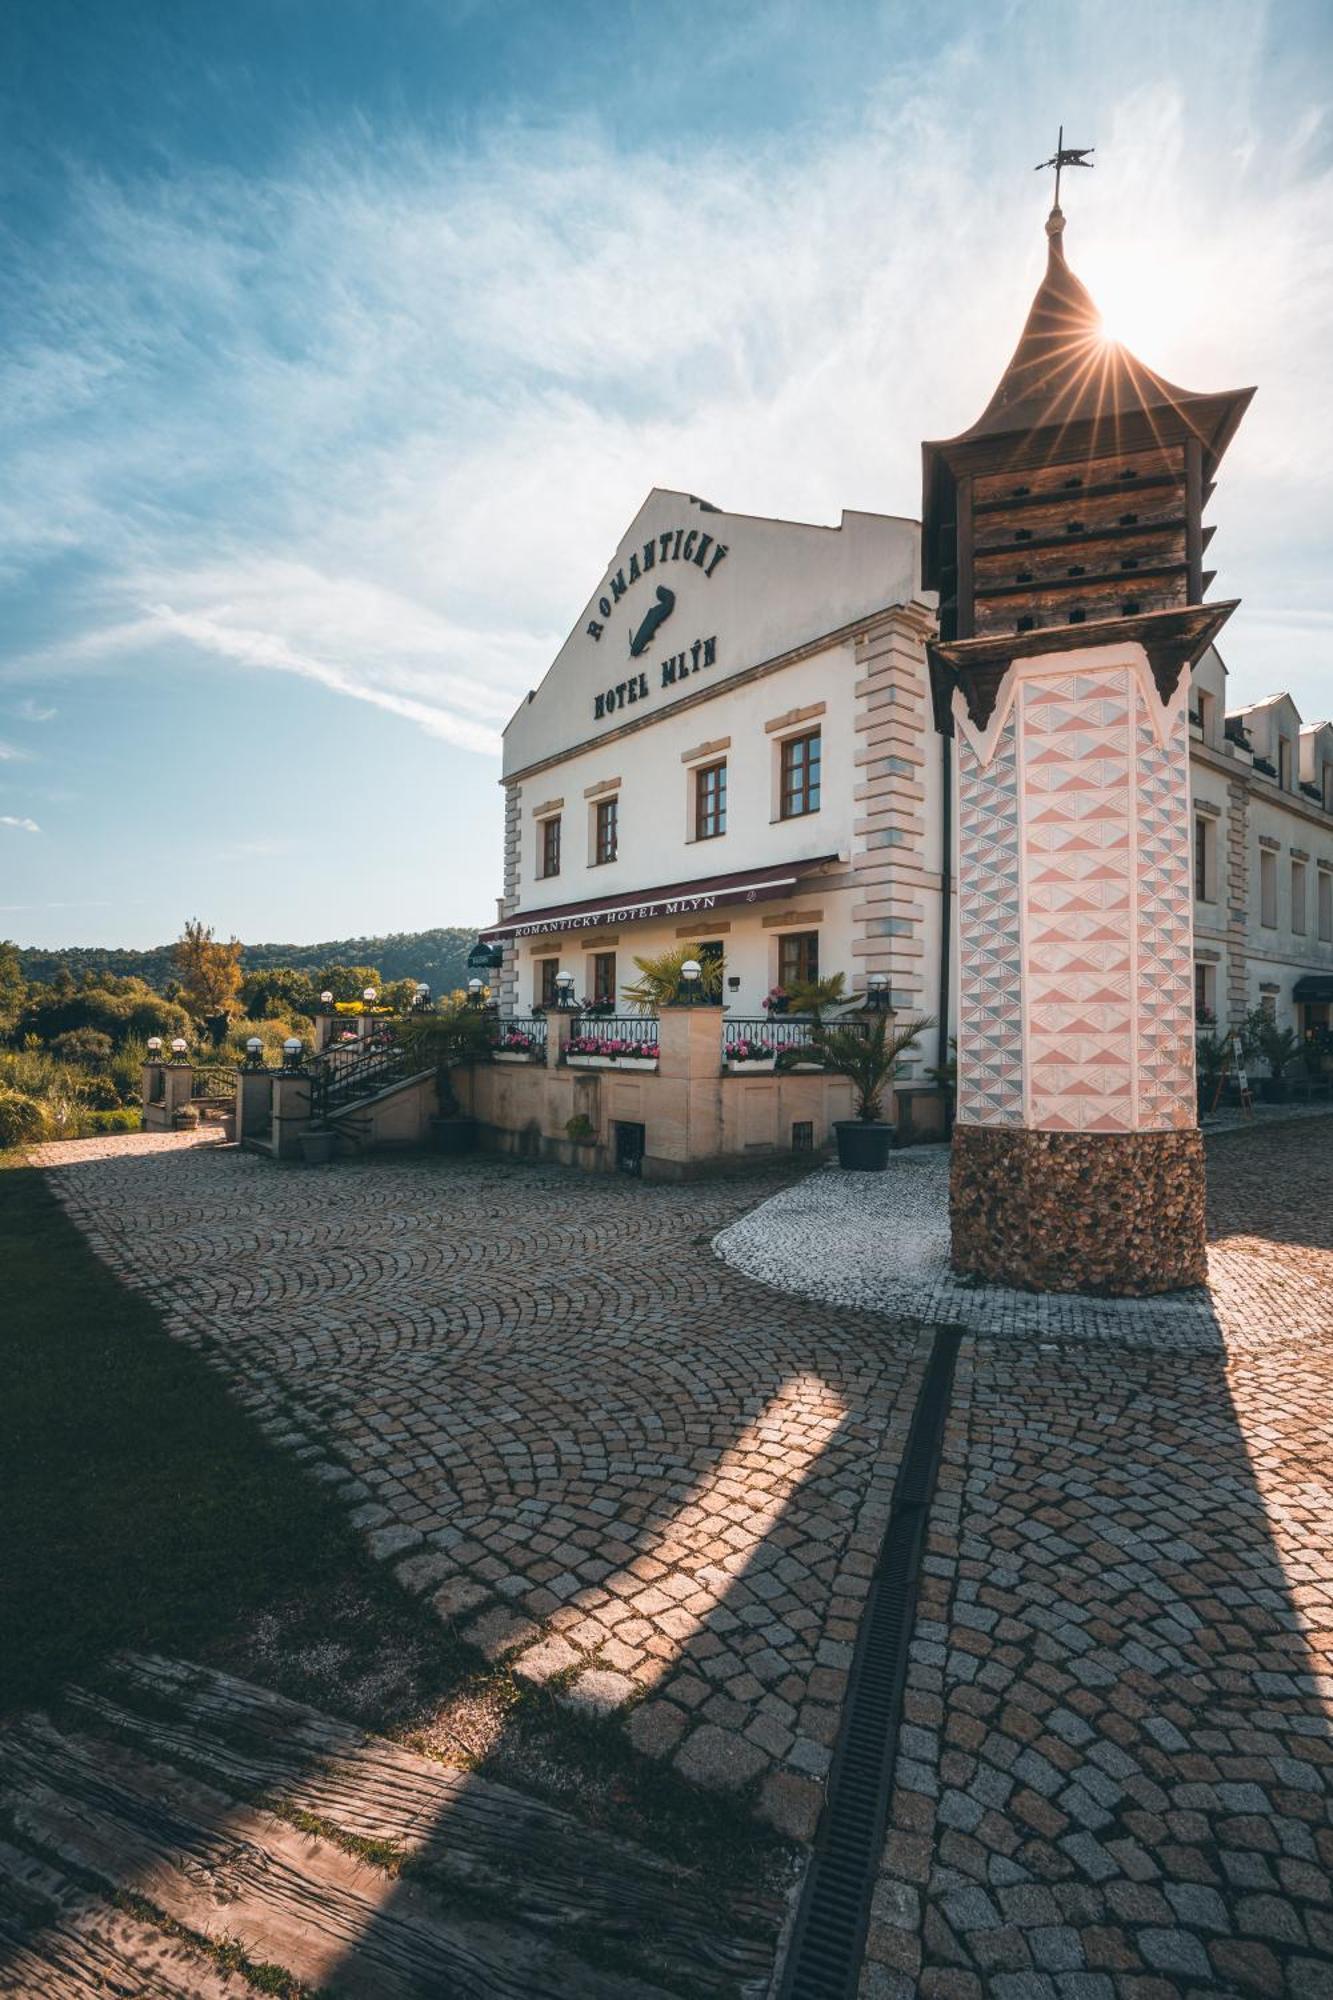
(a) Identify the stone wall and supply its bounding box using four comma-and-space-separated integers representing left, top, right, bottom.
949, 1125, 1207, 1294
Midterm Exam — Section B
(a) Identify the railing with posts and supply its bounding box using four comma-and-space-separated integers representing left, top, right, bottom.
492, 1018, 548, 1061
308, 1027, 413, 1123
563, 1015, 660, 1062
191, 1064, 238, 1101
722, 1014, 875, 1064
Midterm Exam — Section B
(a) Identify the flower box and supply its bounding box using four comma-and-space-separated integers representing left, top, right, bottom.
493, 1049, 537, 1063
727, 1057, 777, 1072
612, 1056, 658, 1070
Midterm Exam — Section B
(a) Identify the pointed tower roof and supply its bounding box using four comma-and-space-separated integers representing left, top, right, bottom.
921, 207, 1254, 590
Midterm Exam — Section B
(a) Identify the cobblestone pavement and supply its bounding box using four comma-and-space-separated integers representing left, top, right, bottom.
716, 1115, 1333, 1350
32, 1136, 927, 1840
860, 1115, 1333, 1999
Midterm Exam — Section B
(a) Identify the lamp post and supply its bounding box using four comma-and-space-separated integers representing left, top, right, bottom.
319, 989, 334, 1010
680, 958, 702, 1006
867, 972, 890, 1013
169, 1037, 189, 1063
555, 970, 576, 1011
362, 986, 377, 1008
244, 1036, 265, 1069
146, 1036, 163, 1060
281, 1036, 304, 1073
467, 978, 484, 1007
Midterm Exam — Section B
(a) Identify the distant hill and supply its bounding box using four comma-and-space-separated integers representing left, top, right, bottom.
17, 927, 481, 995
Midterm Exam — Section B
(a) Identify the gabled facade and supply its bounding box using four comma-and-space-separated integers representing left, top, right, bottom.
483, 490, 941, 1039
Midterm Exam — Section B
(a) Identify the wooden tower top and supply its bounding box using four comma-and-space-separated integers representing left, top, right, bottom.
924, 204, 1254, 732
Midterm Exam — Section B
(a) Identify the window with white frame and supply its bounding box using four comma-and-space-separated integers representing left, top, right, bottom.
1292, 859, 1308, 935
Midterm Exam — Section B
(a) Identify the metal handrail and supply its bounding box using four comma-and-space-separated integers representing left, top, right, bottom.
564, 1014, 660, 1060
492, 1018, 548, 1061
191, 1064, 237, 1100
309, 1028, 412, 1123
722, 1014, 873, 1061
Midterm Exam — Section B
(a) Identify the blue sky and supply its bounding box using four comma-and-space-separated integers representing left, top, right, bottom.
2, 0, 1330, 949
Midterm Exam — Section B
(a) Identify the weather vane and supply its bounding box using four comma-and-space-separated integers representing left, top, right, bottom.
1035, 125, 1094, 209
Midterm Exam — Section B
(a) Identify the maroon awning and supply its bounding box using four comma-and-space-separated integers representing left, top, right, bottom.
481, 856, 839, 942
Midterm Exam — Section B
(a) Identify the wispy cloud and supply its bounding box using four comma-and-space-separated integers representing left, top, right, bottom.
0, 815, 40, 833
13, 698, 57, 722
2, 0, 1330, 740
0, 740, 32, 762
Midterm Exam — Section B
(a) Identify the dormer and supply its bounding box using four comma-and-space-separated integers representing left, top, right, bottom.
1189, 645, 1227, 749
1300, 721, 1333, 812
1230, 692, 1303, 790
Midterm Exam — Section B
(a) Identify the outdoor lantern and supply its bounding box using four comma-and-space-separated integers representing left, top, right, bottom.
467, 978, 484, 1005
362, 986, 377, 1005
282, 1036, 303, 1069
146, 1036, 163, 1056
415, 981, 431, 1009
245, 1036, 264, 1068
555, 970, 575, 1009
867, 972, 890, 1012
680, 958, 702, 1004
320, 989, 334, 1008
169, 1037, 188, 1058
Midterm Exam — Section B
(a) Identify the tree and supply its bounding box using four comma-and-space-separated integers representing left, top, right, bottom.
174, 920, 243, 1022
318, 964, 383, 1003
0, 941, 26, 1032
239, 967, 314, 1020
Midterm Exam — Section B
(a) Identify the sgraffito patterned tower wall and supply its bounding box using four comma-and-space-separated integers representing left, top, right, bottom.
955, 646, 1196, 1137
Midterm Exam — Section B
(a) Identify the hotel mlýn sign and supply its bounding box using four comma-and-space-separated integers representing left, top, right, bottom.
587, 522, 729, 722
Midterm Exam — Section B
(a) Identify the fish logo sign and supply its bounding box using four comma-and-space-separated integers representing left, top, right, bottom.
628, 584, 675, 658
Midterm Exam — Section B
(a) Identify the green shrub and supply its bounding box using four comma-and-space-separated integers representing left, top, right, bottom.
0, 1091, 45, 1150
81, 1107, 144, 1135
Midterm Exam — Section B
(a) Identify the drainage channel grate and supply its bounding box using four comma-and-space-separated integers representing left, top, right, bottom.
777, 1325, 963, 2000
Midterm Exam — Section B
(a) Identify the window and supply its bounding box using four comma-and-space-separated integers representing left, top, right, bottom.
1278, 738, 1292, 789
592, 952, 617, 1006
539, 814, 561, 879
1260, 848, 1277, 929
778, 931, 819, 988
536, 958, 559, 1006
1197, 689, 1213, 740
1319, 870, 1333, 943
1193, 817, 1209, 901
1292, 860, 1307, 935
1324, 764, 1333, 813
694, 761, 727, 840
699, 938, 724, 1005
594, 796, 619, 865
780, 731, 821, 819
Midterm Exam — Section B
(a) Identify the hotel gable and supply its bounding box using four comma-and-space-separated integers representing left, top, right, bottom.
481, 491, 945, 1059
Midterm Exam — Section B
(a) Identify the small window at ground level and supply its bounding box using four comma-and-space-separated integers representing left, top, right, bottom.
778, 931, 819, 989
791, 1121, 814, 1152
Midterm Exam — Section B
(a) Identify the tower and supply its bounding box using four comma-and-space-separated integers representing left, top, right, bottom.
923, 192, 1254, 1293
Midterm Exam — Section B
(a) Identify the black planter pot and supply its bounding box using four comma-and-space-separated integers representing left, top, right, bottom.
1260, 1076, 1289, 1104
431, 1115, 479, 1155
834, 1120, 894, 1171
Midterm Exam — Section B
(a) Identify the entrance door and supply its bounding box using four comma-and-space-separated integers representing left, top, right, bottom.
614, 1121, 646, 1176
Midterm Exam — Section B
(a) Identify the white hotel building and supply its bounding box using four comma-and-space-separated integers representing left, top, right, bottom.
479, 486, 1333, 1061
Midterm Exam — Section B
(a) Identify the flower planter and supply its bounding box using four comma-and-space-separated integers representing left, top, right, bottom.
612, 1056, 658, 1070
493, 1049, 536, 1063
727, 1058, 777, 1072
298, 1129, 337, 1166
566, 1053, 611, 1068
431, 1114, 479, 1154
834, 1120, 895, 1171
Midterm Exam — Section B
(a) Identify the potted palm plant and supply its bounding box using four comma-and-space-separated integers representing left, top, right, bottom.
1253, 1017, 1302, 1103
792, 1013, 932, 1170
622, 942, 724, 1010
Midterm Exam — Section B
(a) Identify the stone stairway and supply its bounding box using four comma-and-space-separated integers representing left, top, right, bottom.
0, 1654, 779, 1998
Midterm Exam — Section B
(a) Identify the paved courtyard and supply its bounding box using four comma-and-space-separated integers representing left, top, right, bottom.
31, 1117, 1333, 1995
